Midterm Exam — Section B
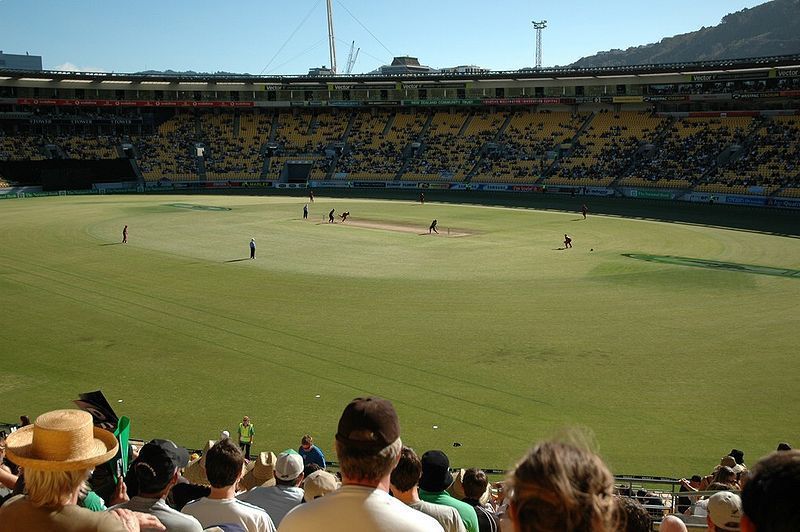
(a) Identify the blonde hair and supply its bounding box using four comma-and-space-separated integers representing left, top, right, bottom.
25, 467, 91, 507
508, 440, 616, 532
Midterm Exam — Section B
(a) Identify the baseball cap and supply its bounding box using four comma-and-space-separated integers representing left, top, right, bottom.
134, 439, 190, 493
335, 397, 400, 451
303, 470, 339, 501
707, 491, 742, 531
274, 449, 304, 481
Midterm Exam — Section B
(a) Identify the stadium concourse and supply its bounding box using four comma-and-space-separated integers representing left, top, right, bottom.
1, 403, 796, 531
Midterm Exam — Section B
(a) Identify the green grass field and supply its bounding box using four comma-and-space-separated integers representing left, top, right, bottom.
1, 193, 798, 478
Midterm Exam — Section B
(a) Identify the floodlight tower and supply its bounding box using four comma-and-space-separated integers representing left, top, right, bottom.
326, 0, 338, 74
532, 20, 547, 69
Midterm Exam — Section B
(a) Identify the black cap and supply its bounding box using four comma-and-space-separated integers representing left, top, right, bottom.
419, 450, 454, 492
134, 439, 190, 493
335, 397, 400, 451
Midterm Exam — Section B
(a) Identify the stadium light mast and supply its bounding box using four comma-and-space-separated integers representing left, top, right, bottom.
532, 20, 547, 69
326, 0, 338, 74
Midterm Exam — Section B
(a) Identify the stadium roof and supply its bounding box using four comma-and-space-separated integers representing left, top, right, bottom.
1, 53, 799, 85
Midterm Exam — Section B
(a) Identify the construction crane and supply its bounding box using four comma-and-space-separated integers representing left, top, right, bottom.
344, 41, 360, 74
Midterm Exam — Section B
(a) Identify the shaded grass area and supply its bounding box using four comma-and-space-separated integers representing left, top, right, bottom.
0, 194, 798, 478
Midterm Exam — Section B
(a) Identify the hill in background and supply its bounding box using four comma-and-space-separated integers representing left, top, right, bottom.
570, 0, 800, 68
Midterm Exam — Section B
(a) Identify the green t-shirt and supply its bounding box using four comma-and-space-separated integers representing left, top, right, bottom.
419, 489, 479, 532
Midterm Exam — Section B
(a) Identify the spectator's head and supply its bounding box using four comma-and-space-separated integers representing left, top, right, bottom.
615, 496, 652, 532
714, 466, 738, 487
205, 438, 245, 489
274, 450, 304, 486
507, 440, 616, 532
5, 410, 118, 507
776, 442, 791, 452
659, 515, 688, 532
303, 470, 339, 502
19, 415, 31, 427
741, 450, 800, 532
390, 446, 421, 493
707, 491, 742, 531
303, 462, 322, 478
461, 468, 489, 500
334, 397, 402, 485
729, 450, 745, 466
133, 439, 190, 497
301, 434, 314, 450
419, 450, 454, 493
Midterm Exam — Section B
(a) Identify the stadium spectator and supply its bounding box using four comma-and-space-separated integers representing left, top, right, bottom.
0, 438, 18, 491
238, 450, 304, 526
0, 409, 164, 532
111, 439, 203, 531
390, 446, 466, 532
279, 396, 443, 531
419, 450, 478, 532
776, 442, 791, 451
615, 496, 652, 532
659, 515, 689, 532
182, 438, 275, 532
706, 491, 742, 532
460, 468, 499, 532
505, 440, 616, 532
741, 450, 800, 532
302, 470, 339, 502
298, 434, 326, 469
19, 415, 31, 427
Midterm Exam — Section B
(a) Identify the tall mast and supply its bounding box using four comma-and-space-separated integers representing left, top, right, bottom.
326, 0, 337, 74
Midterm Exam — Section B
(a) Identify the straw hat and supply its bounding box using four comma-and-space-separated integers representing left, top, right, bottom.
5, 410, 118, 472
240, 451, 277, 491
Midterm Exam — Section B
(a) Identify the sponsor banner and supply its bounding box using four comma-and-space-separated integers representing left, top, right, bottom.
328, 100, 362, 107
449, 183, 469, 190
255, 101, 291, 107
643, 95, 689, 102
732, 92, 778, 100
691, 71, 768, 82
17, 98, 255, 108
767, 197, 800, 209
612, 96, 644, 103
352, 181, 387, 188
365, 100, 401, 106
584, 187, 614, 196
385, 181, 404, 189
625, 188, 676, 199
311, 180, 350, 188
779, 90, 800, 97
275, 182, 307, 188
723, 195, 767, 206
475, 183, 512, 191
240, 181, 273, 187
511, 185, 539, 192
402, 99, 479, 106
420, 182, 450, 190
482, 97, 562, 105
689, 93, 733, 101
776, 69, 800, 78
29, 118, 52, 124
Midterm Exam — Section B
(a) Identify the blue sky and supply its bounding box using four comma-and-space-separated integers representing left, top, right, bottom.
0, 0, 769, 74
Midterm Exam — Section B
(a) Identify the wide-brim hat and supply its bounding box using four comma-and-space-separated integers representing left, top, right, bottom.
240, 451, 277, 490
5, 409, 118, 472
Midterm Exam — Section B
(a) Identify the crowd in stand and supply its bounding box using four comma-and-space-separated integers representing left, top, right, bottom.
1, 109, 799, 196
1, 399, 797, 532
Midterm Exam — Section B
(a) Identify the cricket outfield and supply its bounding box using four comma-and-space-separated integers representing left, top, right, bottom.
0, 193, 798, 477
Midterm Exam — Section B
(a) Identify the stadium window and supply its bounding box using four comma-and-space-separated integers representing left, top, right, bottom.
154, 90, 163, 101
418, 88, 427, 100
495, 87, 505, 97
457, 88, 465, 99
575, 86, 584, 96
33, 87, 40, 97
193, 91, 201, 101
342, 90, 350, 101
616, 84, 626, 95
535, 87, 544, 97
380, 89, 388, 100
267, 91, 276, 101
304, 90, 313, 101
116, 89, 125, 100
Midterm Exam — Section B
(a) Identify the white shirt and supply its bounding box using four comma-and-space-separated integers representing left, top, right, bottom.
278, 484, 444, 532
182, 497, 276, 532
238, 485, 304, 526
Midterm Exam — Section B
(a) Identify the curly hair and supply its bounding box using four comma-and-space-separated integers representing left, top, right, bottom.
507, 440, 617, 532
